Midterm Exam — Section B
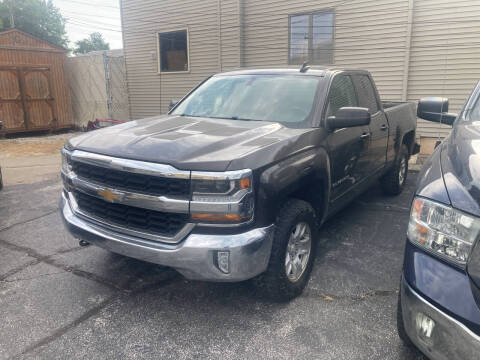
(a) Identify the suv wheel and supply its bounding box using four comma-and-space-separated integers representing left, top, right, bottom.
381, 144, 409, 195
254, 199, 317, 301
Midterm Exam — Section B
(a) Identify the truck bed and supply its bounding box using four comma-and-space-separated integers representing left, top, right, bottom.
382, 101, 417, 127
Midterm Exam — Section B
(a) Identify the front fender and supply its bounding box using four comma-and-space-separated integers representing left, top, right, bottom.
255, 147, 331, 225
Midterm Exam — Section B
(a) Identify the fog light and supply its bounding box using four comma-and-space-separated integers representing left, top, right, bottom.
416, 313, 435, 341
216, 251, 230, 274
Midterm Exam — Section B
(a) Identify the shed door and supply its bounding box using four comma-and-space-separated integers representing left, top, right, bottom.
22, 68, 55, 129
0, 68, 25, 131
0, 66, 56, 133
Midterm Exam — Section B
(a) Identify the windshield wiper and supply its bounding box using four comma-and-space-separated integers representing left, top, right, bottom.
177, 114, 262, 121
209, 115, 262, 122
176, 113, 203, 118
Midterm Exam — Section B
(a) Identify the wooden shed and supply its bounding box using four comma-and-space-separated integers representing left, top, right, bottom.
0, 29, 71, 134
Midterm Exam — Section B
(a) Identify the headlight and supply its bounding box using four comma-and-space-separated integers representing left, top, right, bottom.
61, 147, 72, 174
190, 169, 254, 225
61, 147, 74, 192
408, 197, 480, 266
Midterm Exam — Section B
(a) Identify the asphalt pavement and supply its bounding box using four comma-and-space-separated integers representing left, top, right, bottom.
0, 171, 424, 360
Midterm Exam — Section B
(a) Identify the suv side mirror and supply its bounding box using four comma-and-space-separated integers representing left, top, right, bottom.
327, 107, 371, 129
417, 97, 456, 126
168, 99, 179, 112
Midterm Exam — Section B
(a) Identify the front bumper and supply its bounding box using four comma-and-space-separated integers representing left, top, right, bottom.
61, 194, 274, 282
400, 276, 480, 360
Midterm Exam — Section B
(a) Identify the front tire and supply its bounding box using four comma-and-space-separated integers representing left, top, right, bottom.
254, 199, 317, 301
381, 144, 409, 195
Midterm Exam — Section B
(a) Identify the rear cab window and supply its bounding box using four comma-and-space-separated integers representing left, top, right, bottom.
352, 75, 380, 114
326, 75, 358, 118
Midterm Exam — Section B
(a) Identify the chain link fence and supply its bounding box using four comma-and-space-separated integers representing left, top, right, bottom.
66, 50, 129, 129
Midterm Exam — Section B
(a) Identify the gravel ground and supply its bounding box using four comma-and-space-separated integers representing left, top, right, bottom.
0, 132, 79, 157
0, 132, 80, 186
0, 162, 424, 359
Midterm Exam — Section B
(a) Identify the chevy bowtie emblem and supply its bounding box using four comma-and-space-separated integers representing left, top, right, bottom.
98, 188, 120, 203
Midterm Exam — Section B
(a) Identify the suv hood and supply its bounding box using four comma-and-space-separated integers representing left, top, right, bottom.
440, 121, 480, 217
68, 115, 317, 171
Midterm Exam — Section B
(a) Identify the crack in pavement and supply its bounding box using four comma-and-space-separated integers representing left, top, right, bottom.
0, 270, 67, 283
11, 295, 119, 359
306, 289, 399, 301
0, 258, 42, 281
0, 208, 59, 233
0, 208, 181, 358
0, 238, 123, 292
355, 200, 411, 213
12, 274, 180, 359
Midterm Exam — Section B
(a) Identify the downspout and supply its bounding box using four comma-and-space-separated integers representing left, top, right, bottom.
103, 51, 113, 119
218, 0, 222, 72
119, 0, 132, 120
401, 0, 414, 101
238, 0, 245, 68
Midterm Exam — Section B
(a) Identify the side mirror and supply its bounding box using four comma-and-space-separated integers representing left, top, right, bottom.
417, 97, 456, 126
168, 99, 179, 112
327, 107, 371, 129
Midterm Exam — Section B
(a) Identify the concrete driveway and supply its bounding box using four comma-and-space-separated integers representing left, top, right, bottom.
0, 147, 424, 359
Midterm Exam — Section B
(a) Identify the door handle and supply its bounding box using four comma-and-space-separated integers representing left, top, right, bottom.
360, 132, 371, 139
380, 124, 389, 131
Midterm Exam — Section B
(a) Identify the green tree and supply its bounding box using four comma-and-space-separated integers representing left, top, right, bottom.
73, 32, 110, 55
0, 0, 68, 48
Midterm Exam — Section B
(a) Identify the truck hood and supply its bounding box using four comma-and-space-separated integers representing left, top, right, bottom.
68, 115, 317, 172
440, 121, 480, 217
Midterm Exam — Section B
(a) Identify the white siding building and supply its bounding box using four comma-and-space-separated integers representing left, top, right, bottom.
120, 0, 480, 154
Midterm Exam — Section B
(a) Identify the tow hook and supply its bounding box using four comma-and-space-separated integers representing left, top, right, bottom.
79, 240, 90, 247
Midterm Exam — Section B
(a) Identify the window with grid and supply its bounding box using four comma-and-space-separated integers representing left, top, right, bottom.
289, 11, 334, 65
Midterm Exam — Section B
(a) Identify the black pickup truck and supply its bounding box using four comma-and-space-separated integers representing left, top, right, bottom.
61, 68, 418, 300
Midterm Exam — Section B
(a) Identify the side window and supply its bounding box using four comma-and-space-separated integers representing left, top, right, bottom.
353, 75, 379, 114
326, 75, 357, 117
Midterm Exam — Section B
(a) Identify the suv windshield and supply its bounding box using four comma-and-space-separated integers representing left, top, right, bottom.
172, 75, 320, 125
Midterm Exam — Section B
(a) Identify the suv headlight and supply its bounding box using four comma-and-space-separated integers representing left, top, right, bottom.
190, 169, 254, 225
408, 197, 480, 266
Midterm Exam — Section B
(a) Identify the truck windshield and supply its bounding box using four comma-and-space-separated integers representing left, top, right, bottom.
470, 92, 480, 120
172, 75, 320, 125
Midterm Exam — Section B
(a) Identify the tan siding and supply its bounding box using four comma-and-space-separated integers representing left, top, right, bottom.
243, 0, 409, 101
408, 0, 480, 137
121, 0, 480, 141
220, 0, 241, 70
121, 0, 240, 118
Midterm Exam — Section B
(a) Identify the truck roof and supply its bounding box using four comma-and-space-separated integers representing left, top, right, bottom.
215, 67, 370, 77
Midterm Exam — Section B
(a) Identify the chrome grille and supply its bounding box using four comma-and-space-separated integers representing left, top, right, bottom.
73, 190, 189, 238
71, 161, 190, 198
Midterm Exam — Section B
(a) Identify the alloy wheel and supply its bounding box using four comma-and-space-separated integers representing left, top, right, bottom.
285, 222, 312, 282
